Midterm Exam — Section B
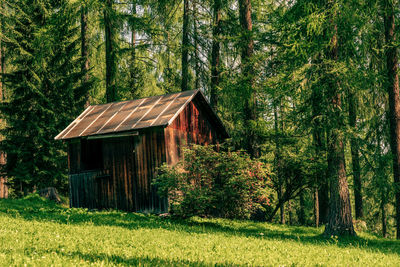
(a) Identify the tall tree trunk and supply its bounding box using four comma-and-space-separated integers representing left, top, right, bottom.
383, 0, 400, 239
181, 0, 190, 91
129, 0, 137, 98
239, 0, 258, 158
348, 90, 363, 219
288, 199, 293, 225
314, 189, 319, 227
193, 0, 200, 89
375, 107, 388, 237
323, 2, 355, 237
0, 0, 8, 199
274, 103, 285, 224
104, 0, 117, 102
81, 4, 90, 108
381, 196, 387, 237
0, 2, 4, 103
210, 0, 221, 109
311, 59, 328, 225
299, 191, 306, 225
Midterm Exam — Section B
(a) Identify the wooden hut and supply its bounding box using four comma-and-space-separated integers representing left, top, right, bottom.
55, 89, 228, 213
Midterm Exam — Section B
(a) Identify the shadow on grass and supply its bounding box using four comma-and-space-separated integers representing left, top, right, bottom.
54, 250, 215, 267
1, 197, 400, 257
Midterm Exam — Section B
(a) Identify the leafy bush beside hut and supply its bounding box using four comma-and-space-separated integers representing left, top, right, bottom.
154, 145, 272, 219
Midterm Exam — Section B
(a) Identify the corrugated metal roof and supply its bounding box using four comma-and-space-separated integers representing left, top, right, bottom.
55, 89, 203, 140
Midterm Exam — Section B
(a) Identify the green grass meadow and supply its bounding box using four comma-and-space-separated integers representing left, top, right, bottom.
0, 196, 399, 266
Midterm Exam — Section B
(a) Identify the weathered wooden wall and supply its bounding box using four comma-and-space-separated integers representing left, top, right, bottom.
165, 96, 220, 165
68, 130, 167, 213
69, 170, 108, 209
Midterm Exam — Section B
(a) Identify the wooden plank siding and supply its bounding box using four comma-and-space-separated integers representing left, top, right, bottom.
68, 129, 167, 213
165, 96, 220, 165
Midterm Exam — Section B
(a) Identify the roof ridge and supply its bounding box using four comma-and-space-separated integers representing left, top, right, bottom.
87, 89, 198, 107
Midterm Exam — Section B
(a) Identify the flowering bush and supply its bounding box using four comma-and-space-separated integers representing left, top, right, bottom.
154, 145, 272, 219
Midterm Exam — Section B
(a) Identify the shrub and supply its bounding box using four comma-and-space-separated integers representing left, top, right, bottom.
153, 145, 272, 219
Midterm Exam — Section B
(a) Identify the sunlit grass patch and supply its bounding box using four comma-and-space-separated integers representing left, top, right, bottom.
0, 196, 399, 266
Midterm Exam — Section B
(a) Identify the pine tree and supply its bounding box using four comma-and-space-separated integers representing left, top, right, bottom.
1, 0, 86, 194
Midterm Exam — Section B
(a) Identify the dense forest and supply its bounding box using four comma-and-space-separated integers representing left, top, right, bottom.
0, 0, 400, 238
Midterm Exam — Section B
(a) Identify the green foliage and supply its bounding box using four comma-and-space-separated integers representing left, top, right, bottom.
0, 0, 89, 194
1, 197, 400, 266
154, 145, 272, 219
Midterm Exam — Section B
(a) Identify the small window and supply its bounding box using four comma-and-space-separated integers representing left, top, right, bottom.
81, 139, 103, 170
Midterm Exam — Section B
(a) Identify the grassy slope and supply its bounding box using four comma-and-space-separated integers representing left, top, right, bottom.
0, 196, 399, 266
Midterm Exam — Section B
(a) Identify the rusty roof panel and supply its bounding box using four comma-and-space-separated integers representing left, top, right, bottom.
98, 98, 146, 134
115, 95, 161, 132
157, 92, 194, 126
134, 92, 180, 129
55, 90, 203, 140
82, 101, 128, 136
62, 104, 110, 139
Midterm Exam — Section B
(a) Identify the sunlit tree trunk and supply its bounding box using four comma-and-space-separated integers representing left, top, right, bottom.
239, 0, 258, 158
323, 1, 355, 237
299, 191, 306, 225
181, 0, 190, 91
104, 0, 117, 102
81, 3, 90, 108
314, 189, 319, 227
129, 0, 137, 98
210, 0, 221, 109
311, 61, 328, 225
193, 0, 200, 89
0, 0, 7, 199
348, 91, 363, 219
274, 103, 285, 224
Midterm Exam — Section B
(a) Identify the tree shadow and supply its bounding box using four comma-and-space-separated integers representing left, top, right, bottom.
32, 248, 219, 267
1, 197, 400, 258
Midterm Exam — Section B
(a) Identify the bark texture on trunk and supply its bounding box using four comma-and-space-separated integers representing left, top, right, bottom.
0, 7, 4, 102
274, 104, 285, 224
129, 1, 137, 98
239, 0, 258, 158
376, 115, 388, 237
193, 1, 200, 90
81, 4, 90, 108
383, 0, 400, 239
381, 193, 388, 237
348, 91, 363, 219
299, 191, 306, 225
181, 0, 190, 91
0, 3, 8, 199
323, 4, 355, 237
210, 0, 221, 110
314, 189, 319, 227
104, 0, 117, 102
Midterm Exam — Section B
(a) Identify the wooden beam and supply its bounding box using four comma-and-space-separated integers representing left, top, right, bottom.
87, 131, 139, 140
